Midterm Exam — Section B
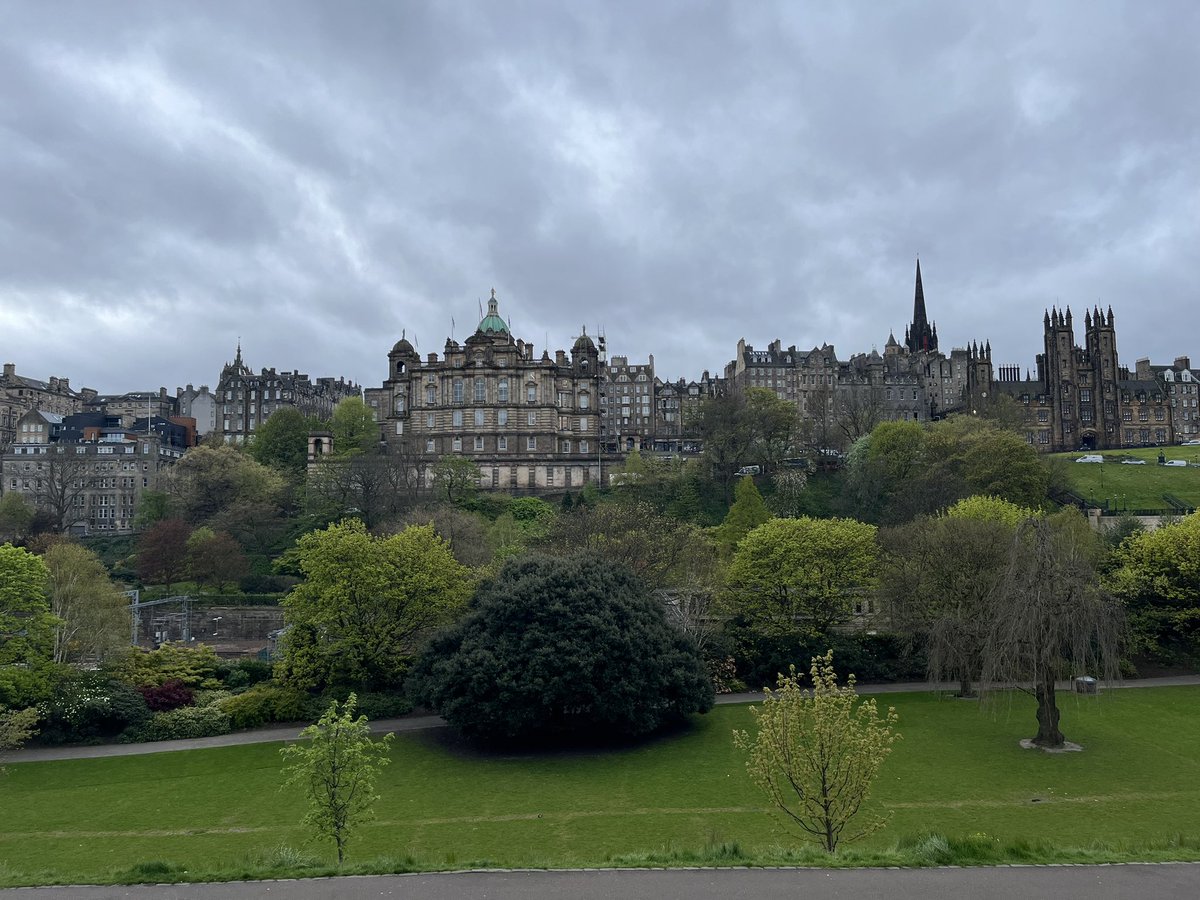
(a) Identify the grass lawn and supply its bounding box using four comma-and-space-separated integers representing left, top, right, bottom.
4, 687, 1200, 885
1052, 446, 1200, 509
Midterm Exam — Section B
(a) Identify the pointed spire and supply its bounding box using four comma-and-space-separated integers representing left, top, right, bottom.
1044, 308, 1051, 327
905, 258, 937, 353
1085, 309, 1092, 328
1107, 305, 1114, 326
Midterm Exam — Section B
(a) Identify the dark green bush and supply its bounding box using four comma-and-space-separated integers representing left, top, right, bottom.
131, 705, 231, 742
731, 628, 927, 692
408, 553, 714, 743
348, 692, 413, 720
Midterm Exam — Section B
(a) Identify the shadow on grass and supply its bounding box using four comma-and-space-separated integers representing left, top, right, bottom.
410, 713, 710, 761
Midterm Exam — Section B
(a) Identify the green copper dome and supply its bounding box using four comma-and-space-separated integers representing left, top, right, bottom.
477, 289, 509, 335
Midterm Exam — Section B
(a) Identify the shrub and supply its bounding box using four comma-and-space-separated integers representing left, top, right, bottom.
217, 684, 324, 730
349, 692, 413, 720
192, 689, 233, 708
37, 675, 151, 744
408, 553, 714, 743
133, 705, 231, 742
137, 679, 194, 712
112, 643, 221, 689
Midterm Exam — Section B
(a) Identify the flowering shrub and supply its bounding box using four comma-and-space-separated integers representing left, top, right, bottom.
38, 675, 151, 744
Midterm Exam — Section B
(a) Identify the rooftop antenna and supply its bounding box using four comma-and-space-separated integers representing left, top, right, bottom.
478, 298, 484, 320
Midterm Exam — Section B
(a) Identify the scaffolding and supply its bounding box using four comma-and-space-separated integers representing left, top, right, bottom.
125, 591, 194, 646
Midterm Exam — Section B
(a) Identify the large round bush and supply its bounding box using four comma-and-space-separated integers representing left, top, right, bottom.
408, 554, 714, 742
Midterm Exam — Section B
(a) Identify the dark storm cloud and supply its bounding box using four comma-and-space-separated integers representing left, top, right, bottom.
0, 0, 1197, 394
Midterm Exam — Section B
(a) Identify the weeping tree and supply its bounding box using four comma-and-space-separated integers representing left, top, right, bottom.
981, 512, 1124, 748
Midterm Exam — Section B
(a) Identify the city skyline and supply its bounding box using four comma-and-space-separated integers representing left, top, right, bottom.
2, 1, 1198, 390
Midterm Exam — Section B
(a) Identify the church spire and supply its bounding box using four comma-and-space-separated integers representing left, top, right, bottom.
905, 258, 937, 353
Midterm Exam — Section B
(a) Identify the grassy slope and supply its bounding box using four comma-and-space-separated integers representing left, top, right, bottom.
4, 687, 1200, 883
1052, 446, 1200, 509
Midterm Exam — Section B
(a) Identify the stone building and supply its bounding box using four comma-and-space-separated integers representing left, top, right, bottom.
371, 291, 606, 491
1136, 356, 1199, 443
0, 362, 94, 449
84, 388, 177, 426
982, 306, 1173, 451
1, 408, 185, 534
177, 384, 218, 437
600, 355, 656, 452
215, 344, 360, 442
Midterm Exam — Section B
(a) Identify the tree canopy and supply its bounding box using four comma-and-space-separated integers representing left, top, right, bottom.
330, 397, 378, 456
249, 407, 317, 475
278, 520, 473, 692
44, 542, 128, 665
408, 553, 714, 743
727, 517, 878, 637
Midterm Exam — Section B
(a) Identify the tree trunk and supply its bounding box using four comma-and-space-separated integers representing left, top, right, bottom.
957, 677, 976, 699
1032, 673, 1064, 748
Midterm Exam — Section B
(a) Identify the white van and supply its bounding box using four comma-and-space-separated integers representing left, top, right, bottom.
1164, 459, 1187, 467
1075, 455, 1103, 463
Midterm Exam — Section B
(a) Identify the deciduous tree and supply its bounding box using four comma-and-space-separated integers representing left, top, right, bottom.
44, 542, 129, 664
278, 520, 472, 692
280, 694, 393, 865
187, 527, 250, 592
0, 544, 57, 707
734, 651, 899, 853
161, 445, 285, 524
981, 512, 1123, 748
136, 518, 192, 589
727, 517, 878, 637
249, 407, 316, 475
330, 397, 378, 457
430, 456, 481, 505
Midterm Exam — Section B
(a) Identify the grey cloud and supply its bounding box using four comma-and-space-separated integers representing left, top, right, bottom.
0, 0, 1197, 395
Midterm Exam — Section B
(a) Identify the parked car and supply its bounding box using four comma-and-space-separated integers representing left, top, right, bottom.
1164, 459, 1187, 467
1183, 439, 1200, 446
1121, 459, 1146, 465
1075, 455, 1104, 463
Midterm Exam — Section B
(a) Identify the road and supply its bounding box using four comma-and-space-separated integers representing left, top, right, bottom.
2, 864, 1199, 900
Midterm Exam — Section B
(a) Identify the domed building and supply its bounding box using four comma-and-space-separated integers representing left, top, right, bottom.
367, 290, 605, 491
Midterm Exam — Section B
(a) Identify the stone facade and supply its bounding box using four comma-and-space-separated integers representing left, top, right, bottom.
176, 384, 218, 437
373, 291, 606, 491
0, 362, 94, 450
216, 344, 361, 442
601, 355, 656, 452
1137, 356, 1199, 443
982, 307, 1173, 451
1, 408, 184, 534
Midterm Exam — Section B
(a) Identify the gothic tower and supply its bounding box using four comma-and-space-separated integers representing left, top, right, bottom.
904, 259, 938, 353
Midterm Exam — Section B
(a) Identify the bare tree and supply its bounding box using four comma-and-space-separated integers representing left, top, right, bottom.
879, 516, 1013, 698
981, 514, 1124, 748
308, 445, 425, 528
836, 379, 885, 445
32, 448, 94, 532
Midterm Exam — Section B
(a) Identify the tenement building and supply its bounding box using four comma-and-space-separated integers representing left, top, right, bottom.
1136, 356, 1199, 443
980, 306, 1173, 451
600, 355, 656, 453
0, 363, 95, 450
369, 291, 605, 491
1, 407, 187, 534
216, 344, 361, 442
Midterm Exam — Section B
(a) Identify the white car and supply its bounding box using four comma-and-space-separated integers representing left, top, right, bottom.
1075, 455, 1103, 463
1121, 459, 1146, 465
1164, 459, 1187, 467
1183, 439, 1200, 446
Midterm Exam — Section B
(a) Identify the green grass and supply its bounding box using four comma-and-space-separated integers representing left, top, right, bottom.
4, 687, 1200, 885
1053, 446, 1200, 509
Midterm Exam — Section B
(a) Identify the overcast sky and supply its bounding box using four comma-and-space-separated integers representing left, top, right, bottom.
2, 1, 1198, 394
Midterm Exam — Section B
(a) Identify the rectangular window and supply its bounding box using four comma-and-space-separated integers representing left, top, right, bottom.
558, 391, 569, 407
453, 380, 464, 403
499, 436, 508, 451
426, 387, 436, 406
474, 409, 485, 427
546, 466, 555, 486
474, 380, 486, 402
474, 436, 484, 451
452, 436, 462, 452
425, 439, 435, 453
562, 440, 571, 453
527, 385, 537, 403
579, 417, 588, 431
527, 436, 536, 451
498, 409, 508, 426
579, 393, 589, 409
395, 422, 403, 435
452, 410, 463, 427
527, 411, 536, 426
580, 441, 589, 454
498, 380, 509, 403
426, 412, 435, 428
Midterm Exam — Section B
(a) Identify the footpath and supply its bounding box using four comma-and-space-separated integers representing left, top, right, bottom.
8, 675, 1200, 764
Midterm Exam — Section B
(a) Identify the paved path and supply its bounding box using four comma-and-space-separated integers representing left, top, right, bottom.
3, 864, 1200, 900
8, 675, 1199, 764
